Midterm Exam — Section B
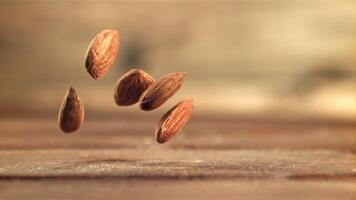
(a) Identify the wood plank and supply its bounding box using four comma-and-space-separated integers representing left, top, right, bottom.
0, 179, 354, 200
0, 149, 355, 179
0, 117, 354, 199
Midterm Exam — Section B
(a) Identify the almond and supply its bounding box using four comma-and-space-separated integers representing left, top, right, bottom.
114, 69, 155, 106
139, 72, 186, 111
58, 87, 84, 133
156, 99, 194, 143
85, 29, 120, 80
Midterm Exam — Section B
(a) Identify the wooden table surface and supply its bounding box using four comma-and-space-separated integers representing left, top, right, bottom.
0, 113, 355, 200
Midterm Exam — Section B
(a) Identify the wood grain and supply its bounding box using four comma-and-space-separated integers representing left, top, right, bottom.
0, 114, 354, 199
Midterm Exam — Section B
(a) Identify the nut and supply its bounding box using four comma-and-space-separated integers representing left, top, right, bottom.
58, 87, 84, 133
156, 99, 194, 143
139, 72, 186, 111
85, 29, 120, 80
114, 69, 155, 106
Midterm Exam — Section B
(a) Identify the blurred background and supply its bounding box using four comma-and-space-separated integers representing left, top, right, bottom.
0, 0, 354, 120
0, 2, 355, 199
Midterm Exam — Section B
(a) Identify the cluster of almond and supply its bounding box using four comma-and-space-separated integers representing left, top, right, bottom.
58, 29, 194, 144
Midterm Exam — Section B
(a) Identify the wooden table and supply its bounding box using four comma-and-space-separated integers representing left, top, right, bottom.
0, 113, 355, 200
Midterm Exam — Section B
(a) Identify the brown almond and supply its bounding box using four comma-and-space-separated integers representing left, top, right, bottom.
139, 72, 186, 111
58, 87, 84, 133
114, 69, 155, 106
85, 29, 120, 80
156, 99, 194, 143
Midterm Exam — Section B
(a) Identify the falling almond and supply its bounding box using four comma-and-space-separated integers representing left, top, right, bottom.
140, 72, 186, 111
85, 29, 120, 80
156, 99, 194, 143
114, 69, 155, 106
58, 87, 84, 133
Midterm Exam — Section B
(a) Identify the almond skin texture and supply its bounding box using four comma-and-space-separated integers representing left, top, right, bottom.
114, 69, 155, 106
156, 99, 194, 143
139, 72, 186, 111
58, 87, 84, 133
85, 29, 120, 80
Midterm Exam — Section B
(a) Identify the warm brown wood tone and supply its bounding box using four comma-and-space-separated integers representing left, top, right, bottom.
0, 113, 354, 199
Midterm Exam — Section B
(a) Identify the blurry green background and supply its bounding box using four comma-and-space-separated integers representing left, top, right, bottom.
0, 0, 354, 119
